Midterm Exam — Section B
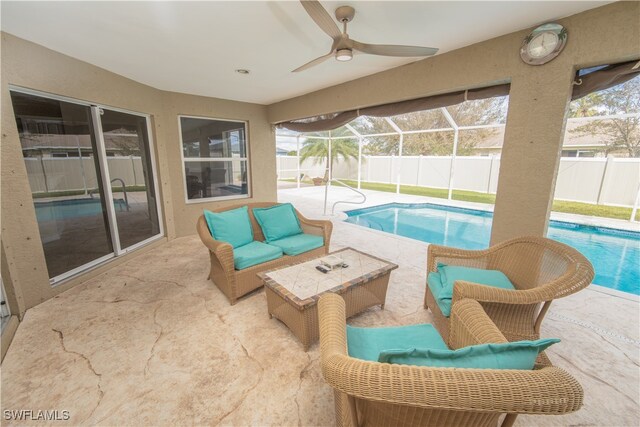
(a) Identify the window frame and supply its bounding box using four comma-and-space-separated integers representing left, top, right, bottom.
177, 114, 251, 204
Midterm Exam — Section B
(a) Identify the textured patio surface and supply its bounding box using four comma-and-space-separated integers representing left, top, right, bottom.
1, 187, 638, 426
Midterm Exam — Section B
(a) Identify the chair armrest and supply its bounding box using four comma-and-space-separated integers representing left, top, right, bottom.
297, 211, 333, 247
319, 293, 349, 358
452, 280, 556, 306
196, 216, 235, 272
427, 244, 493, 273
318, 294, 583, 414
448, 299, 508, 349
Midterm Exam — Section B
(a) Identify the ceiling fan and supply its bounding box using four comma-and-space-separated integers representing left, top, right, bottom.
293, 0, 439, 72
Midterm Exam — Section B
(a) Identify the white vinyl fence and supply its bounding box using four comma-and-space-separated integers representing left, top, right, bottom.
24, 156, 145, 193
277, 155, 640, 208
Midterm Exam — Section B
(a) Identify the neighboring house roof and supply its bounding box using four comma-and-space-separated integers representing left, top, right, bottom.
473, 118, 613, 150
19, 131, 137, 151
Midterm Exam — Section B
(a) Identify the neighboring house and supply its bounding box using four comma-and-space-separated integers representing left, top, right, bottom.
275, 147, 289, 156
17, 116, 138, 158
472, 117, 629, 157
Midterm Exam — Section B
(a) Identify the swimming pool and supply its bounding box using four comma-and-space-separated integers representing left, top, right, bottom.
34, 198, 127, 222
345, 203, 640, 295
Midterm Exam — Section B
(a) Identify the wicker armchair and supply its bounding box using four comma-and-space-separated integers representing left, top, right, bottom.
319, 293, 583, 427
424, 236, 594, 342
196, 202, 332, 305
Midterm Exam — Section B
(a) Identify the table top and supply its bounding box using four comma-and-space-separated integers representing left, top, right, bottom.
258, 248, 397, 308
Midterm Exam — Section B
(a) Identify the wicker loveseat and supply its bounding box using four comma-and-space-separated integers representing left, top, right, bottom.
319, 293, 584, 427
424, 236, 594, 342
196, 202, 332, 304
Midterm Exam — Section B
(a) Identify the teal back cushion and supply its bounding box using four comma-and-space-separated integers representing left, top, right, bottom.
347, 323, 448, 362
378, 338, 559, 370
437, 264, 515, 300
204, 206, 253, 249
253, 203, 303, 242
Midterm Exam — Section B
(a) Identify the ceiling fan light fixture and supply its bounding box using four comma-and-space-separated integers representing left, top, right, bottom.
335, 48, 353, 62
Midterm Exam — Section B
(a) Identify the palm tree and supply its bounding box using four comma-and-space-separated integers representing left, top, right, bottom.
299, 137, 359, 182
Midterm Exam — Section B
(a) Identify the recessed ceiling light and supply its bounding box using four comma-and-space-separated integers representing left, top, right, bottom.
235, 69, 250, 75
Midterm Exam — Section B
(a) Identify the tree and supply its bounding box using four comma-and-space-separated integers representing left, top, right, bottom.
569, 76, 640, 157
356, 96, 508, 156
299, 138, 359, 181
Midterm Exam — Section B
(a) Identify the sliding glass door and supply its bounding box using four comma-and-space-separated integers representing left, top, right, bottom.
9, 89, 163, 283
98, 108, 160, 251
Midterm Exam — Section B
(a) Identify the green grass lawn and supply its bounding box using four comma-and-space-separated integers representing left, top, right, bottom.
287, 178, 639, 221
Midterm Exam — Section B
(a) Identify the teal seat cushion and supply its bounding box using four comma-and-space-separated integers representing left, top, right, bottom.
233, 241, 283, 270
431, 264, 516, 317
204, 206, 253, 249
378, 338, 559, 370
268, 233, 324, 256
347, 324, 448, 362
253, 203, 303, 243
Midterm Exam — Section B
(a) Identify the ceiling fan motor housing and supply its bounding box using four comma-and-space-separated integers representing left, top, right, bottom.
335, 48, 353, 61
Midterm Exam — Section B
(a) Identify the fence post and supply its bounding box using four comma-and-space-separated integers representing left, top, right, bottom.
596, 155, 614, 205
78, 140, 88, 194
448, 130, 459, 200
357, 137, 362, 190
441, 107, 459, 200
397, 134, 403, 194
417, 155, 423, 187
130, 155, 137, 187
631, 184, 640, 222
328, 133, 332, 184
296, 135, 301, 189
40, 156, 49, 193
486, 154, 495, 194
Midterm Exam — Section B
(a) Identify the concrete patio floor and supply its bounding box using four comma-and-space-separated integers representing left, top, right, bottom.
1, 187, 638, 426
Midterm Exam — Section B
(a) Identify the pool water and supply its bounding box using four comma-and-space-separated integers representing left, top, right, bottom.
35, 198, 127, 222
345, 203, 640, 295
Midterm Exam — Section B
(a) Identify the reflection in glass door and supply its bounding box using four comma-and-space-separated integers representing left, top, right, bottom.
10, 91, 115, 279
97, 109, 160, 251
9, 89, 163, 283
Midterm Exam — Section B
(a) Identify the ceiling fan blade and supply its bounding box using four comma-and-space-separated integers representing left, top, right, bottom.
351, 40, 438, 57
300, 0, 342, 40
292, 51, 334, 72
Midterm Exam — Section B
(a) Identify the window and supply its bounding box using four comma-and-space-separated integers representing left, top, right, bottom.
179, 116, 249, 202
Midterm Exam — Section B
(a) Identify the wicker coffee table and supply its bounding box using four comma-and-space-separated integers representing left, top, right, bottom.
258, 247, 397, 350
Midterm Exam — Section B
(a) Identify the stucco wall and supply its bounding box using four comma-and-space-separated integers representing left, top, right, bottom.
0, 33, 276, 314
267, 1, 640, 244
160, 91, 276, 238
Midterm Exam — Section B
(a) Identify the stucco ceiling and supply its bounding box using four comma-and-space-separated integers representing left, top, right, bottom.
1, 1, 611, 105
